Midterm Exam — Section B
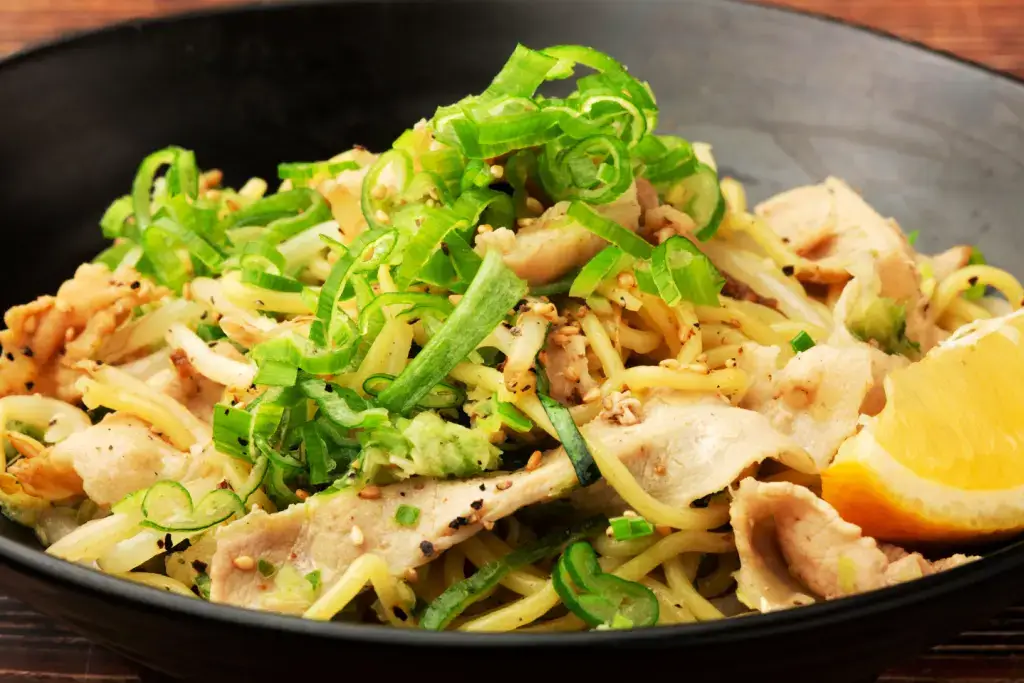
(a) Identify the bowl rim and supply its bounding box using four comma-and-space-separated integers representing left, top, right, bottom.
1, 0, 1024, 648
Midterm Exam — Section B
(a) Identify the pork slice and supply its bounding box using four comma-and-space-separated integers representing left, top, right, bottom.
756, 344, 876, 470
731, 479, 978, 613
569, 397, 815, 516
10, 414, 190, 504
496, 183, 642, 285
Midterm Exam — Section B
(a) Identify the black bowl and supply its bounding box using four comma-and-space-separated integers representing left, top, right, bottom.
2, 1, 1024, 681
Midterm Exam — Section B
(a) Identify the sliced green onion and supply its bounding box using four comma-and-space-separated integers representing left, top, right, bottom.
650, 235, 724, 307
100, 195, 135, 239
536, 365, 600, 487
311, 228, 396, 348
302, 422, 333, 486
377, 250, 527, 415
482, 44, 561, 99
357, 293, 454, 337
789, 330, 816, 354
132, 147, 186, 230
570, 246, 629, 298
446, 232, 483, 283
196, 323, 226, 342
298, 375, 389, 429
140, 482, 244, 533
257, 558, 277, 578
362, 149, 413, 230
452, 188, 515, 232
633, 135, 698, 187
666, 162, 725, 241
395, 206, 468, 287
907, 230, 920, 247
394, 504, 421, 527
609, 515, 654, 541
541, 136, 634, 205
241, 269, 305, 293
530, 269, 580, 297
420, 516, 607, 630
305, 570, 322, 591
212, 404, 253, 461
495, 399, 533, 432
94, 242, 137, 270
566, 201, 652, 260
252, 359, 298, 387
277, 160, 359, 181
553, 541, 658, 628
541, 44, 624, 74
362, 374, 465, 409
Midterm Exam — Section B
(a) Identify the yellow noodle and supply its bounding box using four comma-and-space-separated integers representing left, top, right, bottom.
698, 554, 740, 598
663, 556, 724, 621
116, 572, 197, 598
642, 577, 696, 624
220, 271, 313, 314
304, 554, 407, 624
608, 320, 662, 354
459, 581, 561, 632
604, 366, 748, 399
720, 296, 789, 325
593, 533, 658, 558
460, 537, 546, 596
673, 302, 703, 365
589, 440, 732, 530
696, 304, 787, 347
580, 313, 626, 379
637, 294, 681, 356
932, 265, 1024, 320
412, 561, 446, 604
938, 296, 993, 331
703, 345, 743, 369
614, 531, 735, 581
701, 323, 750, 349
443, 547, 467, 587
78, 380, 196, 451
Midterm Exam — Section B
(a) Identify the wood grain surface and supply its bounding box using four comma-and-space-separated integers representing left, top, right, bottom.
1, 0, 1024, 682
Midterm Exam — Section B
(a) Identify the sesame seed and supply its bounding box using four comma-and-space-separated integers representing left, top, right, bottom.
370, 184, 388, 200
517, 217, 536, 228
358, 485, 382, 500
374, 209, 391, 224
233, 555, 255, 571
622, 510, 639, 518
350, 525, 365, 546
526, 451, 543, 471
617, 272, 637, 288
489, 164, 504, 179
403, 568, 419, 583
496, 480, 513, 491
582, 387, 602, 403
477, 223, 494, 234
525, 197, 544, 214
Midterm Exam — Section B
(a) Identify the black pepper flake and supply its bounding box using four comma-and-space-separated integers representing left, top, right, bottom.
192, 560, 209, 573
156, 539, 165, 550
419, 540, 435, 557
479, 484, 486, 491
22, 347, 33, 358
470, 499, 483, 510
3, 353, 11, 361
237, 437, 249, 447
171, 538, 192, 553
190, 584, 202, 597
781, 265, 795, 277
448, 516, 471, 531
24, 381, 34, 391
217, 480, 231, 490
399, 491, 406, 497
163, 533, 173, 550
968, 276, 979, 286
393, 606, 408, 622
130, 281, 141, 290
325, 384, 333, 393
255, 300, 265, 306
223, 408, 230, 416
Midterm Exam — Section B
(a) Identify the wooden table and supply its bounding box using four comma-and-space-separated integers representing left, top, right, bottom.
1, 1, 1024, 681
